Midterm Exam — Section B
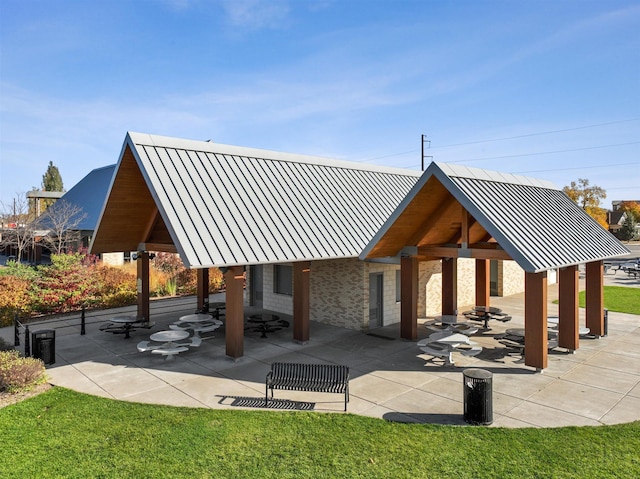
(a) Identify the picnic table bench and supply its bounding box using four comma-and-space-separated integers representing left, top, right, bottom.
265, 362, 350, 411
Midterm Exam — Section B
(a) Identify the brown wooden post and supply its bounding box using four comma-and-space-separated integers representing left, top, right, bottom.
558, 265, 579, 351
524, 271, 547, 371
293, 261, 310, 343
585, 261, 605, 336
442, 258, 457, 315
224, 266, 245, 359
197, 268, 210, 311
475, 259, 490, 307
400, 256, 418, 341
136, 251, 150, 322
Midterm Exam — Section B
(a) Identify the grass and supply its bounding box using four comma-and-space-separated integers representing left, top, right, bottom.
578, 286, 640, 315
1, 388, 639, 478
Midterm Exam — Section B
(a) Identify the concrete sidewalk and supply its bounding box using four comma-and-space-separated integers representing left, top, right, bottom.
3, 284, 640, 428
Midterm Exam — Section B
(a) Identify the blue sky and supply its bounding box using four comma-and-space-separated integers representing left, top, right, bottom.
1, 0, 638, 209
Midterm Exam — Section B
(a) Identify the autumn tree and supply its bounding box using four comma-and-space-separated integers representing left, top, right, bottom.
563, 178, 608, 228
618, 201, 640, 222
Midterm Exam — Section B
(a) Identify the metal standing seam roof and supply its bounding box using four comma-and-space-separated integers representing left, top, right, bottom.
362, 162, 630, 273
41, 164, 116, 231
126, 132, 422, 268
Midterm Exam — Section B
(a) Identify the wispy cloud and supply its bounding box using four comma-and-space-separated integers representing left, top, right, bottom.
219, 0, 291, 30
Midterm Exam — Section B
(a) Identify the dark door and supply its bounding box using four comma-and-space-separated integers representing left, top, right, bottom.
250, 265, 263, 307
369, 272, 384, 329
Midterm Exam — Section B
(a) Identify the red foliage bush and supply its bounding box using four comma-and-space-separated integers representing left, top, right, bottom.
0, 276, 31, 326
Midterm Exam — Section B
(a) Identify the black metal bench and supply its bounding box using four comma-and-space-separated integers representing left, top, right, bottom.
265, 362, 350, 411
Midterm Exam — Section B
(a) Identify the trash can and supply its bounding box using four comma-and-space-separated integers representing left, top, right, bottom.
463, 368, 493, 425
31, 329, 55, 365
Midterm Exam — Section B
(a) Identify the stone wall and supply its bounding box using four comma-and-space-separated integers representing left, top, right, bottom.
251, 257, 539, 330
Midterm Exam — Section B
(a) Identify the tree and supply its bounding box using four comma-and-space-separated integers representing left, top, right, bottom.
618, 201, 640, 222
41, 161, 64, 210
563, 178, 608, 228
36, 200, 87, 255
618, 214, 638, 241
0, 193, 37, 263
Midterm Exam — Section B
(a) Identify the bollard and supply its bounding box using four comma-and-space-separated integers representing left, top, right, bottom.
24, 324, 31, 357
81, 306, 86, 335
603, 308, 608, 337
14, 314, 20, 347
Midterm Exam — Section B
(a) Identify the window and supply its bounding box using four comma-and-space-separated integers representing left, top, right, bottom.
274, 264, 293, 295
396, 269, 401, 302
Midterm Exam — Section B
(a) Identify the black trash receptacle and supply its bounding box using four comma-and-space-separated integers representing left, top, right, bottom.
31, 329, 55, 365
463, 368, 492, 425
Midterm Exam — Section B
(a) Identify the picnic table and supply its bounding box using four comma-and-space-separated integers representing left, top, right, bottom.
462, 306, 511, 330
417, 331, 482, 366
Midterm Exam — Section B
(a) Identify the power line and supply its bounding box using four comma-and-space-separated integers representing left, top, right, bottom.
514, 161, 640, 174
429, 118, 640, 150
446, 142, 640, 164
356, 117, 640, 163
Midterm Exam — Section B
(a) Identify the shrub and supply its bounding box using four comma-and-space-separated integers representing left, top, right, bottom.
0, 276, 32, 327
0, 350, 46, 393
94, 265, 137, 308
31, 253, 98, 314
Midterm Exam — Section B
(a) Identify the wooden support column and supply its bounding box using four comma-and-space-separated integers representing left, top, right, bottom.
585, 261, 605, 336
524, 271, 547, 371
401, 256, 418, 341
136, 251, 150, 322
558, 265, 579, 351
197, 268, 210, 312
475, 259, 490, 307
224, 266, 245, 359
293, 261, 310, 343
442, 258, 458, 315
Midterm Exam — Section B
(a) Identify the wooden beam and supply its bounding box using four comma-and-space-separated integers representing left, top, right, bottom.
137, 243, 178, 253
136, 251, 150, 322
407, 195, 458, 246
475, 259, 490, 307
293, 261, 311, 343
224, 266, 245, 359
400, 256, 418, 340
442, 257, 457, 315
141, 207, 159, 243
585, 261, 605, 336
418, 245, 511, 261
558, 265, 579, 351
524, 271, 547, 370
197, 268, 209, 312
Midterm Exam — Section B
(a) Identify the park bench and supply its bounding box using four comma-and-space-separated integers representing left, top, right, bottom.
265, 362, 350, 411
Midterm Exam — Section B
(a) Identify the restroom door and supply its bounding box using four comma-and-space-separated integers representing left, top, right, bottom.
369, 273, 384, 329
490, 260, 499, 296
250, 265, 263, 307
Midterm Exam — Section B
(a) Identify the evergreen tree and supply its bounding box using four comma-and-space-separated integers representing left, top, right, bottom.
618, 214, 638, 241
41, 161, 64, 210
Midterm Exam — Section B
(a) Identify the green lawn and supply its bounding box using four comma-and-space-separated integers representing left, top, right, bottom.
578, 286, 640, 315
1, 388, 639, 478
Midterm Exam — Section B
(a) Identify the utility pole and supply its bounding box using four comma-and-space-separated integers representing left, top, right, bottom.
421, 134, 433, 171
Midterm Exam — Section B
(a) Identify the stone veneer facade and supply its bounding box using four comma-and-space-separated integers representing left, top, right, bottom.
248, 257, 537, 332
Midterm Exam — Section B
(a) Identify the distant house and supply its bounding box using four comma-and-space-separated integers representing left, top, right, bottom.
50, 165, 120, 262
607, 210, 627, 236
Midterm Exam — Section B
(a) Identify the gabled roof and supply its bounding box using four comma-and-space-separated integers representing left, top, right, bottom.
90, 132, 421, 268
360, 162, 630, 273
40, 165, 116, 231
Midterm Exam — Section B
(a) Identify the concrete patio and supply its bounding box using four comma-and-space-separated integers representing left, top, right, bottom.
3, 274, 639, 428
